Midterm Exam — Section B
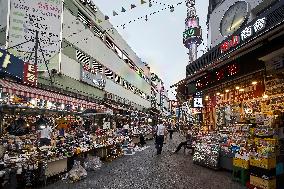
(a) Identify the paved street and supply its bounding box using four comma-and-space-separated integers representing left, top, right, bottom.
44, 133, 245, 189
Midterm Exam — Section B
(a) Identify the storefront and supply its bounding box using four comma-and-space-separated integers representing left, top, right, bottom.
182, 1, 284, 188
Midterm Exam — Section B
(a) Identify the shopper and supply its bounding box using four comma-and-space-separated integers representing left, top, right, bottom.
172, 129, 194, 154
155, 120, 167, 155
167, 123, 174, 140
123, 122, 130, 136
38, 124, 53, 146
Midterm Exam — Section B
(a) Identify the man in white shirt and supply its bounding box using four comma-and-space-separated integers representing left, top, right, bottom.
38, 125, 53, 146
155, 120, 167, 155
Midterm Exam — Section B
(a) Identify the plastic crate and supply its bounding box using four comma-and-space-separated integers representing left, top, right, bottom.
232, 166, 249, 186
250, 166, 276, 179
250, 157, 276, 169
250, 175, 276, 189
233, 158, 249, 169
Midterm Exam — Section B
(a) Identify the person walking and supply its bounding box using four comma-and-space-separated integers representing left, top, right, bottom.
167, 123, 174, 140
155, 120, 167, 155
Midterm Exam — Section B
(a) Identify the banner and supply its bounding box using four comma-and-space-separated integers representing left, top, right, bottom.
0, 48, 25, 80
8, 0, 63, 69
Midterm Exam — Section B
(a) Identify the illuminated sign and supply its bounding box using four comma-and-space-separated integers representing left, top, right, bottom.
23, 63, 38, 86
220, 17, 266, 53
186, 18, 198, 28
183, 27, 201, 39
220, 36, 240, 53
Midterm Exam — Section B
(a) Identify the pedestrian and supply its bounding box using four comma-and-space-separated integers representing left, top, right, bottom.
155, 120, 167, 155
167, 123, 174, 140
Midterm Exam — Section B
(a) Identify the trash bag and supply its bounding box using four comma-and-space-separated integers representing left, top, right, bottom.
83, 156, 102, 171
68, 160, 87, 182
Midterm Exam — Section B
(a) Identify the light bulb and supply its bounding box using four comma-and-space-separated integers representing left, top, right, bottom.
236, 86, 240, 90
220, 94, 224, 97
216, 92, 220, 95
239, 89, 245, 92
263, 94, 268, 99
252, 81, 257, 85
225, 89, 230, 93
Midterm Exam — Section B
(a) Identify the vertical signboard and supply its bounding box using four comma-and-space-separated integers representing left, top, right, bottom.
8, 0, 63, 70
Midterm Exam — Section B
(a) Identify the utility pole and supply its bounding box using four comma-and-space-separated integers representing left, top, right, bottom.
34, 30, 39, 65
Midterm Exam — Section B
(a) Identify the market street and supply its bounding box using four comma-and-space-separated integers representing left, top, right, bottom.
44, 133, 245, 189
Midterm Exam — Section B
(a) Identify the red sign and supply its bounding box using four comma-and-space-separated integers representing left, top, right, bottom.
23, 63, 38, 86
220, 36, 240, 53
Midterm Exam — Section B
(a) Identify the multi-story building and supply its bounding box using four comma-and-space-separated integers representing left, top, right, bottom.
0, 0, 162, 112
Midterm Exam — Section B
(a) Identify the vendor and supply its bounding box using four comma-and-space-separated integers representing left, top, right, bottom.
37, 124, 53, 146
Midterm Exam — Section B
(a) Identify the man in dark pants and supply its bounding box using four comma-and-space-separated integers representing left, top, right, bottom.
167, 123, 174, 140
155, 120, 167, 155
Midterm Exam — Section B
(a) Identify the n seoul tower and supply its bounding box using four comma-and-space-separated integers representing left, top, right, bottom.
183, 0, 202, 65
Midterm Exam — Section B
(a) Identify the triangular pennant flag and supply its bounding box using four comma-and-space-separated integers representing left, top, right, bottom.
141, 0, 146, 4
105, 15, 109, 20
121, 7, 126, 12
131, 4, 136, 9
113, 11, 118, 16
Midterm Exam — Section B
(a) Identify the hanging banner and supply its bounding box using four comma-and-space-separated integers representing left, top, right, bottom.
0, 48, 25, 80
8, 0, 63, 69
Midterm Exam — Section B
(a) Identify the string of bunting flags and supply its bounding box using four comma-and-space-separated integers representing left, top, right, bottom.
102, 0, 186, 30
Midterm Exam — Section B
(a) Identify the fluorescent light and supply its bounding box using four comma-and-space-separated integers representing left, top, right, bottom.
239, 89, 245, 92
252, 81, 257, 85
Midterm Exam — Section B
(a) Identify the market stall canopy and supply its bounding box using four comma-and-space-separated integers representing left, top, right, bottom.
0, 79, 98, 108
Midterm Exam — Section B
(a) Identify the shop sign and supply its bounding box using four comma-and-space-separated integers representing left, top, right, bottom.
0, 48, 24, 80
81, 65, 106, 89
220, 17, 266, 53
220, 36, 240, 53
23, 62, 38, 86
213, 82, 265, 105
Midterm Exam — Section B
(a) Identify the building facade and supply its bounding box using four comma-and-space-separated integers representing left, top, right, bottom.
207, 0, 279, 49
0, 0, 163, 111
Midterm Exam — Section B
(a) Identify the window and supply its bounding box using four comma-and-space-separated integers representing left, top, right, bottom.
105, 36, 114, 49
104, 67, 114, 80
78, 10, 91, 28
114, 45, 123, 59
122, 54, 130, 63
93, 25, 104, 39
